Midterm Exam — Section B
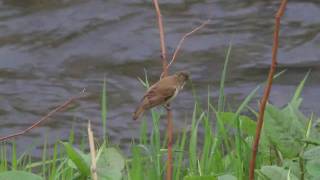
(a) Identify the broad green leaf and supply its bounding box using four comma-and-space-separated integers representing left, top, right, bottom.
61, 142, 90, 177
262, 103, 305, 158
184, 176, 217, 180
96, 147, 125, 180
257, 166, 298, 180
260, 73, 312, 158
219, 112, 256, 136
304, 146, 320, 160
306, 159, 320, 178
0, 171, 43, 180
218, 174, 237, 180
283, 159, 301, 179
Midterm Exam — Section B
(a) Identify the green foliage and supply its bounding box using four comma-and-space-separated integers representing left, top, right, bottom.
189, 106, 204, 175
129, 146, 143, 180
218, 43, 232, 112
96, 147, 125, 180
262, 103, 306, 158
306, 159, 320, 179
0, 61, 317, 180
61, 142, 91, 177
304, 147, 320, 160
62, 141, 125, 180
256, 166, 299, 180
218, 174, 237, 180
260, 73, 312, 160
173, 126, 188, 179
302, 147, 320, 179
219, 112, 256, 136
184, 175, 217, 180
0, 171, 43, 180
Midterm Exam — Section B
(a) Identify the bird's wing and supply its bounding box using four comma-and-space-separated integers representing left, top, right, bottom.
142, 83, 176, 108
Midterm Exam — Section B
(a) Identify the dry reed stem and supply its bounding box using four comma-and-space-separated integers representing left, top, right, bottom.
152, 1, 208, 179
151, 0, 172, 179
88, 121, 98, 180
249, 0, 288, 179
0, 96, 81, 142
152, 0, 168, 76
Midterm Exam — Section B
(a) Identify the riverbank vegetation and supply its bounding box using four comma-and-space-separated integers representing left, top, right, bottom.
0, 54, 318, 180
1, 0, 318, 179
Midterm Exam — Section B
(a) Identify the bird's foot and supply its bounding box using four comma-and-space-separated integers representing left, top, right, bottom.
164, 104, 171, 111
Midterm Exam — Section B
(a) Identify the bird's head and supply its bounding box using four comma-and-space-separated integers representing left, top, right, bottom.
176, 71, 190, 84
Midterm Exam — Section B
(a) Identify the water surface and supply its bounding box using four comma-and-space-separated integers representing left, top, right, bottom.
0, 0, 319, 155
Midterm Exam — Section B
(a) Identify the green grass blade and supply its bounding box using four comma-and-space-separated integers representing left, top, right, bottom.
174, 126, 187, 179
129, 146, 143, 180
60, 142, 90, 177
218, 43, 232, 112
291, 71, 310, 104
200, 114, 213, 175
101, 76, 108, 141
11, 141, 17, 170
49, 142, 58, 180
189, 104, 205, 175
42, 135, 48, 177
139, 119, 148, 145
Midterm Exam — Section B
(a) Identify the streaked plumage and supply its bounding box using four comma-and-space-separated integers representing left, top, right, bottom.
133, 71, 189, 120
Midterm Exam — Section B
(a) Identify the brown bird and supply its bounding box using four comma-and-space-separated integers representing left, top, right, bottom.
133, 71, 189, 120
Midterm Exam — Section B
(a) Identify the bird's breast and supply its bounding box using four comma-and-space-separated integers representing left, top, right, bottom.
166, 88, 179, 103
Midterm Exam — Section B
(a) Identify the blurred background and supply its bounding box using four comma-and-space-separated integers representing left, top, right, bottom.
0, 0, 319, 156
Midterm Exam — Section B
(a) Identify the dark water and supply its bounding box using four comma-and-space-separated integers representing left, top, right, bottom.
0, 0, 319, 155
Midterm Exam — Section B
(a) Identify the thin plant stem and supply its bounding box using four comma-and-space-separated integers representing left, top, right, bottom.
151, 1, 172, 180
160, 20, 209, 79
249, 0, 288, 179
152, 0, 168, 76
88, 121, 98, 180
0, 95, 82, 142
152, 1, 209, 179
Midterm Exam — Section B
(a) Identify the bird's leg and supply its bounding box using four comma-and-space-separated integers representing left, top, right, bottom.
164, 103, 171, 111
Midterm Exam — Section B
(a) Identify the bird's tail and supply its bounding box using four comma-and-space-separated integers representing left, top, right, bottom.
133, 105, 145, 121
